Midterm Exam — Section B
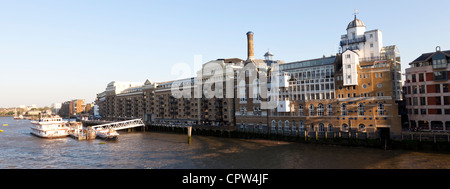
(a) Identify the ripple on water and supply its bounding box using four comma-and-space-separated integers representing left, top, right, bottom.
1, 117, 450, 169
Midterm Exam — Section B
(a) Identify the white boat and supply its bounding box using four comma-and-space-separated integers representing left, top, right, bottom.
68, 122, 87, 140
30, 116, 69, 139
95, 128, 119, 140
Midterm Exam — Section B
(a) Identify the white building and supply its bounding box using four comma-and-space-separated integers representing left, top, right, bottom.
105, 81, 144, 95
339, 15, 402, 100
51, 103, 62, 115
340, 15, 383, 60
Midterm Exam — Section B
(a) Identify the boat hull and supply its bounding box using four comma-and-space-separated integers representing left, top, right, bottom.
96, 135, 119, 141
30, 132, 69, 139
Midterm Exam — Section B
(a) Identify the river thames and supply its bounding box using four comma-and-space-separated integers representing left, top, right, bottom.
0, 117, 449, 169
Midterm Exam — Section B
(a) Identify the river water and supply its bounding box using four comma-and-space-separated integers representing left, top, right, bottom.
0, 117, 449, 169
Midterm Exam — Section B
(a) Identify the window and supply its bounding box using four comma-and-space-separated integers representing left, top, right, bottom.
359, 124, 366, 132
342, 124, 349, 132
328, 124, 333, 132
298, 105, 303, 116
299, 121, 304, 131
370, 43, 374, 48
309, 104, 315, 116
433, 71, 447, 81
436, 96, 442, 105
419, 73, 424, 82
419, 85, 425, 94
378, 103, 385, 116
435, 84, 441, 93
377, 83, 382, 88
362, 84, 367, 89
285, 120, 289, 128
445, 96, 450, 105
358, 103, 364, 116
443, 84, 449, 92
432, 55, 447, 69
327, 104, 332, 116
341, 103, 347, 116
317, 103, 324, 116
420, 97, 426, 106
347, 65, 351, 69
319, 123, 325, 132
421, 109, 426, 115
278, 121, 283, 133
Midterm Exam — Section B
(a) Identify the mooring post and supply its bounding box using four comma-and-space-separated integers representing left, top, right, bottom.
187, 126, 192, 144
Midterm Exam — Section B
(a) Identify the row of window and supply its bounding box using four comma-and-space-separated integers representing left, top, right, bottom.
268, 120, 369, 132
407, 96, 450, 106
406, 71, 448, 82
337, 92, 384, 98
296, 103, 385, 116
406, 83, 449, 94
409, 120, 450, 131
408, 108, 450, 115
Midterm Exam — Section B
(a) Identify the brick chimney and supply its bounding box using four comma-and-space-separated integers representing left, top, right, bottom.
247, 31, 254, 60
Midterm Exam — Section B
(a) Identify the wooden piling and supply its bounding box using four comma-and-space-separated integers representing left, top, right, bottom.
187, 126, 192, 144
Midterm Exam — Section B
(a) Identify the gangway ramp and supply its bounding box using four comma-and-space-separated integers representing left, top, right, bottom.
91, 119, 145, 131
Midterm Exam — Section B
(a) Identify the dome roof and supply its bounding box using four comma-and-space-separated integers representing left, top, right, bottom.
347, 17, 365, 30
264, 51, 274, 57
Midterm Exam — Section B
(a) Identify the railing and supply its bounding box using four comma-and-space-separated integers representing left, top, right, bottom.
340, 36, 366, 46
359, 56, 388, 62
91, 119, 145, 131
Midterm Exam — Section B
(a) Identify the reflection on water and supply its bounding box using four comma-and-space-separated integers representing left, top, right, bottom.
0, 117, 449, 169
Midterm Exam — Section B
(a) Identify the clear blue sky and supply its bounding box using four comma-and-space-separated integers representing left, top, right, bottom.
0, 0, 449, 108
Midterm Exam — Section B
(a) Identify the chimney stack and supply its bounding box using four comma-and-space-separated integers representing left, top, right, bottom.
246, 31, 254, 60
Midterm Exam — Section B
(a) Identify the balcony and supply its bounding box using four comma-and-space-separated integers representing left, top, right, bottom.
359, 55, 388, 62
340, 36, 366, 46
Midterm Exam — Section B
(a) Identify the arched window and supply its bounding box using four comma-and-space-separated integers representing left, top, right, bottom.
378, 103, 385, 115
271, 120, 276, 133
358, 103, 364, 116
310, 124, 315, 132
341, 103, 347, 116
278, 120, 282, 133
328, 124, 333, 132
309, 104, 315, 116
285, 120, 289, 128
292, 121, 296, 132
327, 104, 332, 116
298, 105, 303, 116
299, 121, 304, 131
317, 103, 324, 116
342, 124, 349, 132
319, 123, 325, 132
359, 124, 366, 132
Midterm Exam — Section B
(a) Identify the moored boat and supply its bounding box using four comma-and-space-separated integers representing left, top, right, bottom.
95, 128, 119, 140
68, 122, 86, 140
30, 116, 69, 139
